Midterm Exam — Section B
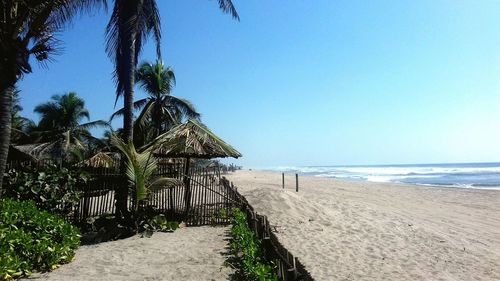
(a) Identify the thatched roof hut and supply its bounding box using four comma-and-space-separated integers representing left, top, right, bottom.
151, 119, 242, 159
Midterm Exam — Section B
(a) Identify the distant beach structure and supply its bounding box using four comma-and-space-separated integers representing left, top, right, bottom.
272, 162, 500, 190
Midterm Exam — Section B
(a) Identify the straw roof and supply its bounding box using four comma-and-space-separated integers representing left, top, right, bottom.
13, 143, 62, 161
151, 119, 241, 159
7, 145, 38, 162
75, 152, 120, 168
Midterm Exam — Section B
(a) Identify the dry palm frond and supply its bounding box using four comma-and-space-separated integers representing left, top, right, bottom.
149, 119, 241, 159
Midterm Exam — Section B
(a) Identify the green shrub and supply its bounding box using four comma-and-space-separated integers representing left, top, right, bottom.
3, 165, 89, 215
141, 214, 180, 238
0, 199, 80, 280
230, 208, 278, 281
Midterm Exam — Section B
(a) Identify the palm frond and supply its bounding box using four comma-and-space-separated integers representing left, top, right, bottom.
109, 98, 149, 121
151, 119, 241, 159
217, 0, 240, 20
77, 120, 110, 130
149, 177, 181, 191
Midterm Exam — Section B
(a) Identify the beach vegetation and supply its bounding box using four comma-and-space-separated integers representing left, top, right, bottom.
0, 0, 106, 194
110, 60, 200, 147
105, 0, 162, 143
111, 135, 180, 209
229, 208, 278, 281
28, 92, 109, 162
0, 199, 80, 280
140, 214, 180, 238
2, 165, 88, 216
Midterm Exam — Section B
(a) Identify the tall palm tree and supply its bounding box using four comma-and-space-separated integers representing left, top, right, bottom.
105, 0, 239, 143
105, 0, 161, 144
0, 0, 106, 192
31, 92, 109, 162
106, 0, 239, 216
110, 60, 200, 142
106, 0, 239, 215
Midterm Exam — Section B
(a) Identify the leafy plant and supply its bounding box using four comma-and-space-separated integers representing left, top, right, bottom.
141, 214, 180, 238
111, 135, 180, 209
0, 199, 80, 280
2, 165, 89, 216
229, 208, 278, 281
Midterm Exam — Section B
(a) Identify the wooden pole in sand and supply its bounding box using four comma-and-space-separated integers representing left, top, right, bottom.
295, 174, 299, 192
282, 173, 285, 189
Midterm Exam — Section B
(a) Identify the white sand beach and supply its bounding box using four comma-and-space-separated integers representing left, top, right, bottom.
24, 226, 232, 281
227, 170, 500, 281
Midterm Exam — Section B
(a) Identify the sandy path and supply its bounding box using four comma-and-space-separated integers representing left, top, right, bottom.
226, 170, 500, 281
24, 226, 233, 281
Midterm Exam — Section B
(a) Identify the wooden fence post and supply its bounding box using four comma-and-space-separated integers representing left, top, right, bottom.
295, 173, 299, 192
282, 172, 285, 189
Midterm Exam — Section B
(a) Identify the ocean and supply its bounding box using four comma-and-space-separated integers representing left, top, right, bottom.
270, 162, 500, 190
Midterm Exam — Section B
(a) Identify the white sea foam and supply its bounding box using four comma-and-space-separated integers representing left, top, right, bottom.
265, 163, 500, 190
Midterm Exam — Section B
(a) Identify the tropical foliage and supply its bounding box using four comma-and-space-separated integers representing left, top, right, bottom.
0, 199, 80, 280
105, 0, 162, 142
111, 60, 200, 146
0, 0, 106, 192
230, 208, 278, 281
29, 92, 109, 162
105, 0, 239, 143
2, 165, 89, 216
110, 135, 180, 208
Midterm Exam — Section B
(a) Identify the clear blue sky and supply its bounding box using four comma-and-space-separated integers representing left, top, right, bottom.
17, 0, 500, 168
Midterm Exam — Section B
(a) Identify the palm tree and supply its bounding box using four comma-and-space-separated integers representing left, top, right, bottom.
111, 135, 180, 211
110, 60, 200, 142
105, 0, 239, 143
105, 0, 239, 215
105, 0, 161, 144
0, 0, 106, 192
31, 92, 109, 162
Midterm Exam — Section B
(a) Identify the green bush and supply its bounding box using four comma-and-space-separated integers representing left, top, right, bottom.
230, 208, 278, 281
3, 165, 89, 215
0, 199, 80, 280
141, 214, 180, 238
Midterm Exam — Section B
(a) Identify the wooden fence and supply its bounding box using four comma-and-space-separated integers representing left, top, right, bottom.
221, 178, 315, 281
5, 159, 241, 226
6, 160, 314, 280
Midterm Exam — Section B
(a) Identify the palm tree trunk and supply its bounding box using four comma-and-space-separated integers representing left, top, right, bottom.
116, 0, 140, 217
121, 42, 136, 143
0, 82, 14, 196
116, 42, 136, 217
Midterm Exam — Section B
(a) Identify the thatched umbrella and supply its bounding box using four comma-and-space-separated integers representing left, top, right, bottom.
150, 119, 241, 216
75, 152, 120, 169
7, 145, 38, 162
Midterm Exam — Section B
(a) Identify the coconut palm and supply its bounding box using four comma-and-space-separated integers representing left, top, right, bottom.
31, 92, 109, 162
110, 60, 200, 142
0, 0, 106, 192
106, 0, 239, 143
105, 0, 161, 143
106, 0, 238, 215
111, 135, 180, 210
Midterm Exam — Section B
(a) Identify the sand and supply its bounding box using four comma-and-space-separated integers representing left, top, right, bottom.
226, 170, 500, 281
24, 226, 233, 281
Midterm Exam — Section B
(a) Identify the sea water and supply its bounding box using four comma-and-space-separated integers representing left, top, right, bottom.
270, 163, 500, 190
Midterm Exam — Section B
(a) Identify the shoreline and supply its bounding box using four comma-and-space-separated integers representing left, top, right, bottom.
226, 170, 500, 281
253, 168, 500, 191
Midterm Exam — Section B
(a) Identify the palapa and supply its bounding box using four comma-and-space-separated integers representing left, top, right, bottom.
149, 119, 241, 216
